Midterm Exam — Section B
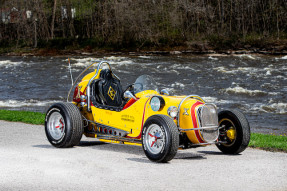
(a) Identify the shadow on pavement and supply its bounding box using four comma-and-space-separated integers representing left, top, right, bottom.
174, 152, 206, 160
33, 144, 55, 149
78, 141, 107, 146
126, 157, 153, 163
34, 141, 225, 162
198, 151, 241, 156
33, 141, 106, 149
83, 141, 145, 156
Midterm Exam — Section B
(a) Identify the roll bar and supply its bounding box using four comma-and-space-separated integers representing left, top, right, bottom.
67, 61, 119, 112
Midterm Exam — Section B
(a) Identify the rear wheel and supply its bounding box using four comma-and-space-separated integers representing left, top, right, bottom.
45, 102, 83, 148
216, 110, 250, 154
142, 115, 179, 162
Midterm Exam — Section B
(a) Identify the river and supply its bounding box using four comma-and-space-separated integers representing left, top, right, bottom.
0, 54, 286, 135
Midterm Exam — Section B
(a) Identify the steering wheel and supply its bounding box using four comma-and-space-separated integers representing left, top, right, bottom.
123, 83, 134, 93
122, 84, 135, 101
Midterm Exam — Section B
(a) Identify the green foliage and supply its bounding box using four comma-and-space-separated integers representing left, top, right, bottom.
38, 38, 76, 49
1, 0, 286, 52
207, 34, 240, 50
249, 133, 287, 152
0, 110, 45, 125
244, 34, 267, 48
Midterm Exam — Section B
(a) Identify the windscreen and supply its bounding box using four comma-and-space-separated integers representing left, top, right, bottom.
134, 75, 158, 94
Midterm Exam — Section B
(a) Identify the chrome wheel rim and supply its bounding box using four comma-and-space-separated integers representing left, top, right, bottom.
145, 124, 165, 154
48, 112, 65, 140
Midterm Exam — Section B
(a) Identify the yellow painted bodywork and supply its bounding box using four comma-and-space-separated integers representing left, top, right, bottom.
73, 69, 208, 145
179, 99, 205, 144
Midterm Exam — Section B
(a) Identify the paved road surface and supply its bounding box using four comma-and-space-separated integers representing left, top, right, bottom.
0, 120, 286, 191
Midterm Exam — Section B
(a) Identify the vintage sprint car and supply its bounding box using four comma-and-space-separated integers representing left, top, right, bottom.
45, 61, 250, 162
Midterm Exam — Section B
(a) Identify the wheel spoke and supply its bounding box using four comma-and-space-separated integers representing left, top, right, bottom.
145, 124, 166, 155
60, 119, 64, 126
48, 112, 65, 140
151, 140, 156, 147
148, 133, 154, 137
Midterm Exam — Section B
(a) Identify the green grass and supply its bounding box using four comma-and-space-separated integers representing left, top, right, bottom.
0, 109, 286, 152
0, 110, 45, 125
249, 133, 287, 152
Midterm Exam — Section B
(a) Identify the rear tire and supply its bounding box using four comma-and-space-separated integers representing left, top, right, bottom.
45, 102, 83, 148
142, 115, 179, 162
216, 109, 250, 154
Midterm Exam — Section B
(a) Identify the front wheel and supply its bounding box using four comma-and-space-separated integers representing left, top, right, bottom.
216, 109, 250, 154
142, 115, 179, 163
45, 102, 83, 148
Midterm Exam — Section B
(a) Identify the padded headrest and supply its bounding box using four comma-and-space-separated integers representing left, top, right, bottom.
100, 69, 112, 80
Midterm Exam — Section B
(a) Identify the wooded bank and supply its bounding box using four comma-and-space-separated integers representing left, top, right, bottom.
1, 0, 287, 53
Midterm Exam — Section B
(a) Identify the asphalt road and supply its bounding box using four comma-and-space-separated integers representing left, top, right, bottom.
0, 120, 286, 191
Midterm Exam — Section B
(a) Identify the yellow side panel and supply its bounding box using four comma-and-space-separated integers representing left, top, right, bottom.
91, 96, 151, 138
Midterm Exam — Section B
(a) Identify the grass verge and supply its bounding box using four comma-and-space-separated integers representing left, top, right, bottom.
249, 133, 287, 152
0, 109, 286, 152
0, 110, 45, 125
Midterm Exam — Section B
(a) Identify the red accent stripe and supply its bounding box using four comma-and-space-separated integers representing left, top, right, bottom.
73, 86, 80, 102
190, 101, 205, 143
126, 97, 151, 139
73, 86, 87, 103
122, 98, 138, 110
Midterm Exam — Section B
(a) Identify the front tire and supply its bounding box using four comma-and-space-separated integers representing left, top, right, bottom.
45, 102, 83, 148
216, 109, 250, 154
142, 115, 179, 162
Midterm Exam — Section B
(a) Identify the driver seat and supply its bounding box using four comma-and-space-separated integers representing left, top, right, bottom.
97, 69, 123, 107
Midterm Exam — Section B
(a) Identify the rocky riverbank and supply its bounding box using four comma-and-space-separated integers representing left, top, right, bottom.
1, 40, 287, 57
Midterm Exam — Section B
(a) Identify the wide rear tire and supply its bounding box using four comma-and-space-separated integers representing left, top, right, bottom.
216, 109, 250, 154
142, 115, 179, 162
45, 102, 83, 148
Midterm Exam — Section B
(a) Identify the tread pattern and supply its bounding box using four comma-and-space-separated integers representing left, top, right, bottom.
158, 115, 179, 162
61, 102, 84, 147
143, 114, 179, 162
45, 102, 83, 148
217, 109, 250, 154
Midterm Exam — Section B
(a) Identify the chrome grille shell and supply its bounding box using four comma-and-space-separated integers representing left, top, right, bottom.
197, 104, 219, 142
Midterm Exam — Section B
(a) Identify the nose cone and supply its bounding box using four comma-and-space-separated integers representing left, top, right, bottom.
179, 99, 219, 144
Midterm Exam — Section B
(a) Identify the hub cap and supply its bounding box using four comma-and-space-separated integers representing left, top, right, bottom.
145, 124, 165, 154
219, 118, 237, 146
48, 112, 65, 140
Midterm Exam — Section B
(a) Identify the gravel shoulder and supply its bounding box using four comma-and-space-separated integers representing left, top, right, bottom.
0, 120, 286, 191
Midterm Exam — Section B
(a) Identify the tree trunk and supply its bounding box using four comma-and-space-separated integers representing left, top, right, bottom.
51, 0, 57, 39
34, 19, 38, 48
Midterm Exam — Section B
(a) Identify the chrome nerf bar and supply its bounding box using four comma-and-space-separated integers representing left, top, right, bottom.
178, 126, 218, 132
189, 141, 228, 146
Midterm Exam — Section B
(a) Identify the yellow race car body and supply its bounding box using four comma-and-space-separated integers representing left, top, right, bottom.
72, 65, 217, 145
45, 61, 250, 162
